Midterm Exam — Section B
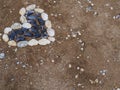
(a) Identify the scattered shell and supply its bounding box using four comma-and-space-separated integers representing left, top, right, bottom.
11, 23, 22, 29
47, 28, 55, 37
22, 23, 32, 29
4, 27, 12, 34
41, 13, 48, 21
38, 39, 50, 45
45, 20, 52, 28
20, 15, 27, 23
26, 4, 36, 11
17, 41, 28, 47
19, 7, 26, 15
34, 8, 44, 13
48, 37, 55, 42
2, 34, 9, 42
0, 53, 5, 59
8, 40, 17, 46
28, 39, 38, 46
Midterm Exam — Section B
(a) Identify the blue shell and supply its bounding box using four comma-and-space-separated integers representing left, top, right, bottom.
28, 20, 37, 26
38, 18, 45, 25
33, 33, 41, 38
27, 15, 36, 20
26, 11, 34, 16
24, 32, 33, 37
8, 31, 16, 40
15, 29, 24, 35
16, 36, 25, 42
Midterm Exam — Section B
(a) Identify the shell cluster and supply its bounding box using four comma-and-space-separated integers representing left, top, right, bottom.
2, 4, 55, 47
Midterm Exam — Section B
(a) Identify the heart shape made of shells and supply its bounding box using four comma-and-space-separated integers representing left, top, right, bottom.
2, 4, 55, 47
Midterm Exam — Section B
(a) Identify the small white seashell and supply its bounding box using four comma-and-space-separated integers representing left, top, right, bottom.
45, 20, 52, 28
20, 15, 27, 23
22, 23, 32, 29
8, 40, 17, 46
2, 34, 9, 42
38, 39, 51, 45
41, 13, 48, 21
34, 8, 44, 13
4, 27, 12, 34
19, 7, 26, 15
48, 37, 55, 42
11, 23, 22, 29
26, 4, 36, 11
28, 39, 38, 46
17, 41, 28, 48
47, 28, 55, 37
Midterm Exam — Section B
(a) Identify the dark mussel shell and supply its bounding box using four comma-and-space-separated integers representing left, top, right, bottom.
14, 29, 24, 35
16, 36, 25, 42
8, 31, 16, 40
25, 11, 34, 16
28, 20, 37, 26
38, 18, 45, 25
27, 15, 37, 20
24, 32, 33, 37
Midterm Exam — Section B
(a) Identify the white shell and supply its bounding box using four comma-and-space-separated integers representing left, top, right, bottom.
17, 41, 28, 47
20, 15, 27, 23
19, 8, 26, 15
8, 40, 17, 46
38, 39, 50, 45
45, 20, 52, 28
34, 8, 44, 13
48, 37, 55, 42
2, 34, 9, 42
22, 23, 32, 29
47, 28, 55, 37
41, 13, 48, 21
11, 23, 22, 29
28, 39, 38, 46
26, 4, 36, 11
4, 27, 12, 34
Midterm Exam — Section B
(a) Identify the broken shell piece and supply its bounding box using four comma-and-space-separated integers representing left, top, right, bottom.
11, 23, 22, 29
26, 4, 36, 11
47, 28, 55, 37
19, 7, 26, 16
34, 8, 44, 13
45, 20, 52, 28
4, 27, 12, 34
28, 39, 38, 46
38, 39, 50, 45
48, 37, 55, 42
8, 40, 17, 46
2, 34, 9, 42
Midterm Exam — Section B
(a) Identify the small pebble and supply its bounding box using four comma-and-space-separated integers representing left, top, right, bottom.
28, 39, 38, 46
2, 34, 9, 42
45, 20, 52, 28
8, 40, 17, 46
34, 8, 44, 13
0, 53, 5, 59
48, 37, 55, 42
20, 15, 27, 23
19, 7, 26, 15
41, 13, 48, 21
4, 27, 12, 34
47, 28, 55, 37
11, 23, 22, 29
26, 4, 36, 11
38, 39, 50, 45
22, 23, 32, 29
17, 41, 28, 47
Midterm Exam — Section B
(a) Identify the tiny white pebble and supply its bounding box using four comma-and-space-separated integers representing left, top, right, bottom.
8, 40, 17, 46
4, 27, 12, 34
38, 39, 51, 45
41, 13, 48, 21
28, 39, 38, 46
19, 7, 26, 15
26, 4, 36, 11
47, 28, 55, 37
22, 23, 32, 29
68, 64, 72, 68
2, 34, 9, 42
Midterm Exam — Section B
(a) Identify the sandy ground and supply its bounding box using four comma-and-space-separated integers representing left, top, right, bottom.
0, 0, 120, 90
